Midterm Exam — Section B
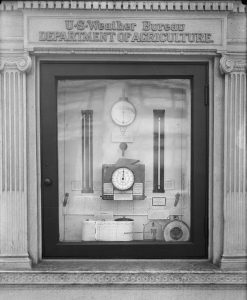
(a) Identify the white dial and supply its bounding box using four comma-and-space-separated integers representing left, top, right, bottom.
111, 100, 136, 126
112, 167, 135, 191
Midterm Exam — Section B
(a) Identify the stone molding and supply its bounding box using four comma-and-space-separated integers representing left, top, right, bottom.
220, 55, 247, 74
30, 48, 221, 56
0, 55, 32, 73
0, 270, 246, 286
0, 1, 246, 13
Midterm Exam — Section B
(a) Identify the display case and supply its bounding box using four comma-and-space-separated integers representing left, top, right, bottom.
41, 62, 208, 258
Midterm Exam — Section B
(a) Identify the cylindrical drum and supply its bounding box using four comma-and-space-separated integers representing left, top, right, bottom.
116, 220, 134, 241
81, 220, 97, 241
96, 220, 134, 241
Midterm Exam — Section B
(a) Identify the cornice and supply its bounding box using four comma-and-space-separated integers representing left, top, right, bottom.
220, 54, 247, 74
29, 47, 220, 56
0, 1, 246, 13
0, 55, 32, 73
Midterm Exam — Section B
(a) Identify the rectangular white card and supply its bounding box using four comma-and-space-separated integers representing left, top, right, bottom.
152, 197, 166, 206
114, 193, 133, 201
133, 183, 143, 195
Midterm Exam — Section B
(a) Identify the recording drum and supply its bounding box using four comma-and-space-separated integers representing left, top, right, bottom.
163, 219, 190, 242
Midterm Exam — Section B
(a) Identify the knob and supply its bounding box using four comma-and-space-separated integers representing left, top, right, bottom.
44, 177, 53, 186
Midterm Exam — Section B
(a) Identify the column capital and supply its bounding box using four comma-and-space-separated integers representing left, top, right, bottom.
220, 55, 247, 74
0, 54, 32, 73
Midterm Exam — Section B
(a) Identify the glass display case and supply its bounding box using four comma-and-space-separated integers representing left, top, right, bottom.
57, 79, 191, 243
41, 62, 208, 258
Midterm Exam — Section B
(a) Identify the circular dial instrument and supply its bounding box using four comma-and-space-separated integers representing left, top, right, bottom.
111, 100, 136, 126
163, 220, 190, 242
111, 167, 135, 191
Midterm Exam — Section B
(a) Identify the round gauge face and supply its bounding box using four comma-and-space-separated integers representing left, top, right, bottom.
111, 100, 136, 126
163, 220, 190, 242
111, 167, 135, 191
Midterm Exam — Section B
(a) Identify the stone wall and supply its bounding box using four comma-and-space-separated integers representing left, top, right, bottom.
0, 1, 246, 299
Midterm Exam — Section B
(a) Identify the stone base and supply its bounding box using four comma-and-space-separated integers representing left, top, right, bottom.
0, 256, 32, 270
220, 256, 247, 270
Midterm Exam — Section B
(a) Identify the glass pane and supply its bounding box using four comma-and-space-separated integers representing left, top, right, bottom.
57, 79, 191, 242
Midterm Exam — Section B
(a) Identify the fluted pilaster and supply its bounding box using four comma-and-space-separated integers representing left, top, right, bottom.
220, 55, 247, 270
0, 54, 32, 269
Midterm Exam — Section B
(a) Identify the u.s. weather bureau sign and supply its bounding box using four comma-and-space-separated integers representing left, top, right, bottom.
39, 20, 214, 44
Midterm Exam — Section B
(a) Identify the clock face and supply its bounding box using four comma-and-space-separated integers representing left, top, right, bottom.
111, 100, 136, 126
112, 167, 135, 191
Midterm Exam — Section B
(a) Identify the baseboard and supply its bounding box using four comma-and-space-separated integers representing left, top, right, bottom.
0, 256, 32, 270
220, 256, 247, 270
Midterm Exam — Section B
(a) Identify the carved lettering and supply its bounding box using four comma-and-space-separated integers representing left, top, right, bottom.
142, 21, 185, 32
117, 32, 132, 42
85, 20, 136, 31
38, 19, 215, 45
65, 20, 74, 30
74, 20, 86, 30
39, 32, 47, 41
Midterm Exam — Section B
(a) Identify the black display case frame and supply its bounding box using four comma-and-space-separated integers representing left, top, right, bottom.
40, 61, 208, 259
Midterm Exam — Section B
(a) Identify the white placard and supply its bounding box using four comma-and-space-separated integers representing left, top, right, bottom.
152, 197, 166, 206
114, 193, 133, 201
133, 183, 143, 195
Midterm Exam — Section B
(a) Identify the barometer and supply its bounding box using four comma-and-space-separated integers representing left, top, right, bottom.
102, 160, 145, 200
111, 99, 136, 126
111, 167, 135, 191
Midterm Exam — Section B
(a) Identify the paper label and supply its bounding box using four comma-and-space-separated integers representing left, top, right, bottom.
114, 193, 133, 201
152, 197, 166, 206
133, 183, 143, 195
